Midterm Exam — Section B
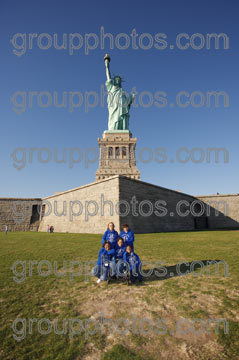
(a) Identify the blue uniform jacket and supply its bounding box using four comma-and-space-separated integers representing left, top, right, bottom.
115, 243, 126, 260
97, 248, 115, 266
101, 229, 119, 248
123, 251, 141, 271
120, 229, 135, 249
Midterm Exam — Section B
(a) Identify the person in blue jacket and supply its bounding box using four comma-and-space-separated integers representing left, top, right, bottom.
120, 224, 135, 250
115, 237, 126, 277
123, 244, 142, 283
101, 222, 119, 248
115, 237, 126, 260
92, 241, 116, 283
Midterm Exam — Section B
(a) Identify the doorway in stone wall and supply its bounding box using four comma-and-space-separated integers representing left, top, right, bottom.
194, 217, 209, 230
30, 205, 40, 224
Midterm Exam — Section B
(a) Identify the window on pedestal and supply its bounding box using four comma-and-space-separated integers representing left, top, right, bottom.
116, 147, 120, 159
108, 147, 113, 159
122, 146, 127, 159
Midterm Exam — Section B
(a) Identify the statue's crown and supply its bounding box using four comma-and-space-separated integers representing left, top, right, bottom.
113, 74, 124, 82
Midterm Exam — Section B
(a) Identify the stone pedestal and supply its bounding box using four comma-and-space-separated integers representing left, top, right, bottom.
95, 131, 140, 181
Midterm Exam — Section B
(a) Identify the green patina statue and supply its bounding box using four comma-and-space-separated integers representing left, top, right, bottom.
104, 53, 135, 131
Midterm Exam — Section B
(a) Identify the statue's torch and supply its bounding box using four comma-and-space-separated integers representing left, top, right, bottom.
104, 53, 111, 66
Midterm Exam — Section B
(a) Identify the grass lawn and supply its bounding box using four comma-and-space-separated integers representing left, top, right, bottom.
0, 230, 239, 360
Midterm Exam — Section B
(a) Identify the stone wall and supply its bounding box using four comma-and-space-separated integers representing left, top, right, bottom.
38, 177, 120, 234
1, 177, 238, 234
118, 177, 239, 233
38, 176, 239, 234
197, 194, 239, 229
118, 176, 198, 233
0, 198, 42, 232
38, 176, 211, 234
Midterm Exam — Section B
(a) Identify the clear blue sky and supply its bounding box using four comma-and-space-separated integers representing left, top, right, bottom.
1, 0, 238, 198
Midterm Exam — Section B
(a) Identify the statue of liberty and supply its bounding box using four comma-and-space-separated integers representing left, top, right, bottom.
104, 54, 135, 131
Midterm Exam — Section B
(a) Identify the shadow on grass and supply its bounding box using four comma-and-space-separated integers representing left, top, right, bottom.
108, 260, 225, 286
143, 259, 224, 283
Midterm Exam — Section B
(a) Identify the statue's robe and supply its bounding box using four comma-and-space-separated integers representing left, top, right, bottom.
105, 79, 133, 130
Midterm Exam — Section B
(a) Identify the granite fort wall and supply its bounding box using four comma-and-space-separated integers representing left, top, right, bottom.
1, 178, 238, 234
197, 194, 239, 229
117, 177, 239, 233
0, 198, 42, 232
38, 177, 120, 234
118, 176, 199, 233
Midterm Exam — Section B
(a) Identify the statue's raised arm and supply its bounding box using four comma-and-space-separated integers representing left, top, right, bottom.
104, 53, 111, 81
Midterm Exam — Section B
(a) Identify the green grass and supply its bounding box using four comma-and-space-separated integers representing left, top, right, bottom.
101, 344, 145, 360
0, 230, 239, 359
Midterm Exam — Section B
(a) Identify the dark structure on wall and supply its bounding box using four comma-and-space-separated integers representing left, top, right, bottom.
0, 198, 42, 232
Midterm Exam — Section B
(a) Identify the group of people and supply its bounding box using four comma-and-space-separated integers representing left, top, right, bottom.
46, 225, 54, 233
92, 222, 142, 284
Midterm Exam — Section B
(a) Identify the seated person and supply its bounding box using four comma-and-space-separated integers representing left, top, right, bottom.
101, 222, 119, 249
120, 224, 135, 250
115, 237, 126, 260
123, 244, 142, 283
92, 241, 116, 283
115, 237, 126, 277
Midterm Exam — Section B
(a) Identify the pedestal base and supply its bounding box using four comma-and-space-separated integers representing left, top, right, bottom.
95, 132, 140, 181
104, 130, 130, 134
